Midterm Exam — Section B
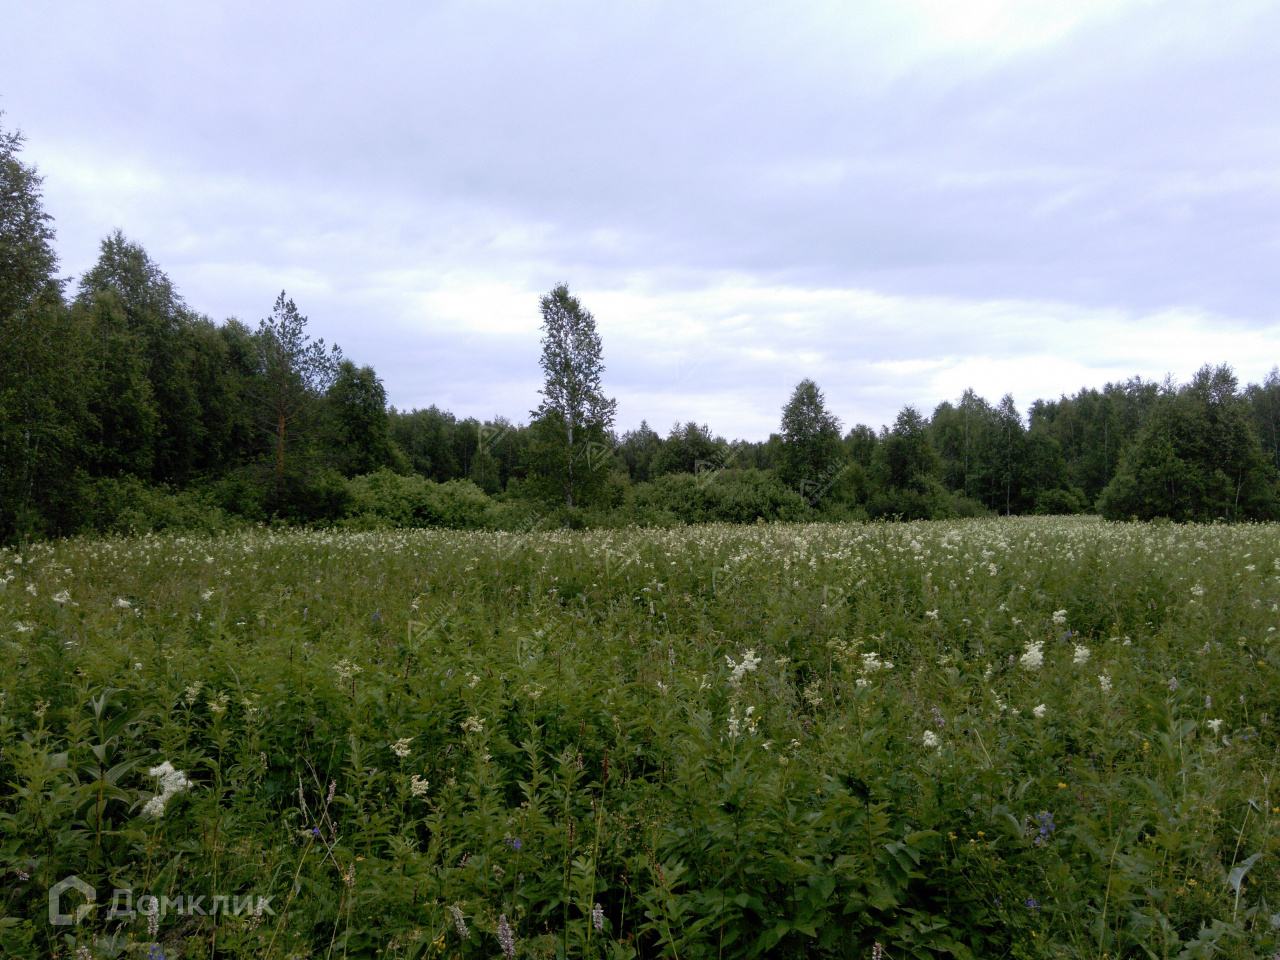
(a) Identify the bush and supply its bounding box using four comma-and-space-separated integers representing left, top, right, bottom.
628, 468, 808, 524
345, 468, 497, 528
1035, 487, 1090, 515
76, 475, 246, 536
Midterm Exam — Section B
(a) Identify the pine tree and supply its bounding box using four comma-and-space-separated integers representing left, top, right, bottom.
251, 292, 342, 493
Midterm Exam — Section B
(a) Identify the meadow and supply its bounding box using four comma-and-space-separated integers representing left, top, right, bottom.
1, 517, 1278, 959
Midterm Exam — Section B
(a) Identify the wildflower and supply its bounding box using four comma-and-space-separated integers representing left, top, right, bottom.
33, 700, 48, 720
1205, 695, 1212, 709
922, 730, 941, 749
497, 914, 516, 958
872, 944, 885, 960
1207, 719, 1223, 734
392, 737, 414, 759
860, 652, 894, 675
1051, 610, 1067, 625
802, 682, 823, 707
447, 904, 470, 939
1033, 704, 1047, 719
25, 584, 36, 596
1098, 674, 1112, 694
144, 761, 192, 818
1072, 644, 1090, 665
931, 707, 947, 727
592, 901, 604, 932
1168, 677, 1179, 691
13, 621, 34, 633
207, 691, 229, 715
924, 609, 939, 619
1191, 583, 1205, 597
1024, 897, 1040, 909
1033, 811, 1056, 845
407, 774, 429, 796
468, 673, 481, 688
461, 716, 484, 735
114, 597, 132, 608
183, 681, 203, 705
200, 589, 214, 600
1019, 641, 1044, 672
333, 659, 363, 684
51, 590, 71, 604
725, 649, 761, 686
855, 678, 868, 688
506, 836, 522, 851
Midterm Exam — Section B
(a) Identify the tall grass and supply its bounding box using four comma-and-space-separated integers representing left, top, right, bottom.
0, 517, 1277, 958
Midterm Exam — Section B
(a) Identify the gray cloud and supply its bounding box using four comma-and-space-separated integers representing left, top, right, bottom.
3, 0, 1278, 436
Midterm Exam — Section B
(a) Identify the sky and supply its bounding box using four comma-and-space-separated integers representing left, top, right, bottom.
3, 0, 1279, 439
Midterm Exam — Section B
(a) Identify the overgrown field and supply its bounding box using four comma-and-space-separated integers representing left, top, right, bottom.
2, 518, 1279, 959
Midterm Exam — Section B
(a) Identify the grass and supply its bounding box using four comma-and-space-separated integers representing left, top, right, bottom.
1, 516, 1278, 959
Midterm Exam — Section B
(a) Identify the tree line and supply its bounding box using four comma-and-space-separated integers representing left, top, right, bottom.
3, 118, 1279, 543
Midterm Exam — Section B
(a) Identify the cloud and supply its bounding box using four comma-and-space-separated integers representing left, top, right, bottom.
2, 0, 1278, 438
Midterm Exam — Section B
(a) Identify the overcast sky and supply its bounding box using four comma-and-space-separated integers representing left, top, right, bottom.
3, 1, 1279, 438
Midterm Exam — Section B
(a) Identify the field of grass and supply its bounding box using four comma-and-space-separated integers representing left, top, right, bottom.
1, 517, 1279, 959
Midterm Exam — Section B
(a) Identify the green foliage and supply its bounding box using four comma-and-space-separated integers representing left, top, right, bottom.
345, 468, 500, 529
0, 118, 81, 543
326, 361, 393, 476
1098, 366, 1278, 522
629, 468, 808, 524
76, 475, 248, 537
650, 422, 724, 478
2, 518, 1279, 959
778, 379, 843, 490
529, 284, 617, 508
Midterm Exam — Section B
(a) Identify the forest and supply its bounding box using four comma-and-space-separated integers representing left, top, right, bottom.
4, 119, 1280, 546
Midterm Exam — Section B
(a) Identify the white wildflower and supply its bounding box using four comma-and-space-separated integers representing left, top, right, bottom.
410, 775, 429, 797
333, 659, 363, 684
114, 598, 132, 608
461, 715, 484, 735
51, 590, 71, 604
392, 737, 413, 759
1207, 718, 1223, 734
1033, 704, 1047, 719
183, 681, 203, 705
1098, 674, 1112, 694
1052, 609, 1067, 625
207, 691, 229, 715
924, 609, 939, 619
1019, 641, 1044, 672
922, 730, 941, 749
200, 589, 214, 601
725, 649, 761, 686
144, 760, 192, 818
592, 901, 604, 932
1073, 644, 1090, 665
25, 584, 36, 596
803, 681, 823, 707
1190, 583, 1205, 597
860, 652, 893, 675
